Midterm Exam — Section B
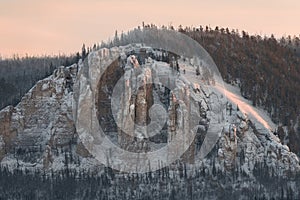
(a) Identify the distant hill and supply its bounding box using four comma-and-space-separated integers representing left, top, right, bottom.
1, 24, 299, 155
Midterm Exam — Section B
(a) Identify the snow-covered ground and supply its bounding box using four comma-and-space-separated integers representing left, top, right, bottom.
215, 82, 276, 131
179, 59, 276, 133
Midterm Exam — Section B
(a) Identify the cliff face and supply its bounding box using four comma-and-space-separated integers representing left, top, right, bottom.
0, 64, 98, 171
0, 44, 300, 198
72, 45, 205, 173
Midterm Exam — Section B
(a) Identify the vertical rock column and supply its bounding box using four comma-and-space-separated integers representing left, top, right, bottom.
218, 124, 238, 170
135, 67, 153, 139
118, 69, 135, 149
168, 93, 178, 142
183, 85, 195, 164
117, 67, 152, 152
135, 79, 148, 134
168, 85, 195, 164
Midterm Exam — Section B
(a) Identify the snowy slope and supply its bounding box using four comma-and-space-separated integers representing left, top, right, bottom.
180, 59, 276, 132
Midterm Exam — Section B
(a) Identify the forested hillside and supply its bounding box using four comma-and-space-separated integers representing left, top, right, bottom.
0, 160, 299, 199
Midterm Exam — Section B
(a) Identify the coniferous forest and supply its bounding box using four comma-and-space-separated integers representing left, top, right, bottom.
0, 160, 299, 199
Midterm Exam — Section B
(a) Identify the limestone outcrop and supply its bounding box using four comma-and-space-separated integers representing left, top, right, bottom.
0, 45, 299, 192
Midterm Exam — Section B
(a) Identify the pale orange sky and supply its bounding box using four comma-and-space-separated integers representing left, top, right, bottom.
0, 0, 299, 58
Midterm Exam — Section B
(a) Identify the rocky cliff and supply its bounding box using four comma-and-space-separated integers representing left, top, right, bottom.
1, 44, 300, 199
0, 64, 99, 172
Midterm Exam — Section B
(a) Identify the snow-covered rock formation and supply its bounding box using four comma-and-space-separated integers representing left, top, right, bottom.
0, 64, 99, 172
0, 44, 299, 199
